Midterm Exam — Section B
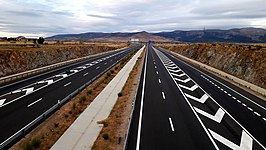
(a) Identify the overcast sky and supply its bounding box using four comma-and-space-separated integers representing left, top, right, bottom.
0, 0, 265, 37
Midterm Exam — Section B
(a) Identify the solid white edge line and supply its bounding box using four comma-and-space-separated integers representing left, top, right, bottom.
136, 45, 147, 150
160, 47, 266, 149
83, 73, 89, 76
169, 117, 175, 132
27, 98, 42, 107
153, 47, 220, 150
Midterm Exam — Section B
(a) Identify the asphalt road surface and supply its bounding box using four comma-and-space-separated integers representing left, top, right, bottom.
126, 44, 266, 150
0, 44, 142, 149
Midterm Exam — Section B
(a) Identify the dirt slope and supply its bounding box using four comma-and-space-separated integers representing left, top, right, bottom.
0, 43, 128, 77
157, 43, 266, 89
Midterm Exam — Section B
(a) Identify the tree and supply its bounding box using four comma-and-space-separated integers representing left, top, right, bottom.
37, 37, 45, 44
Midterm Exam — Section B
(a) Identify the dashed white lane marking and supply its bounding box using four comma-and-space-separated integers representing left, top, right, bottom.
221, 88, 224, 91
242, 103, 247, 107
168, 118, 175, 132
83, 73, 89, 76
232, 97, 236, 99
228, 94, 231, 96
104, 62, 107, 65
64, 82, 71, 87
248, 107, 253, 111
237, 100, 241, 103
155, 66, 157, 69
162, 92, 166, 100
254, 112, 261, 117
224, 91, 227, 93
263, 118, 266, 121
156, 71, 159, 74
158, 79, 161, 83
96, 66, 100, 69
27, 98, 42, 107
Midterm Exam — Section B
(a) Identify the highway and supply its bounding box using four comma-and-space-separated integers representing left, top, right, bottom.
0, 44, 142, 149
126, 44, 266, 150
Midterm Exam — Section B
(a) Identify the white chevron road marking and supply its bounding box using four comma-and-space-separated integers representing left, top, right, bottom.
179, 84, 198, 91
171, 72, 186, 77
174, 77, 191, 83
55, 74, 68, 78
209, 130, 253, 150
185, 93, 208, 103
194, 107, 225, 123
12, 87, 34, 95
37, 79, 53, 85
0, 99, 6, 106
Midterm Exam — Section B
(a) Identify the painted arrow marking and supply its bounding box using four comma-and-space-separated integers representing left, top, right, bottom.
185, 93, 208, 103
37, 79, 53, 85
70, 70, 79, 73
194, 107, 225, 123
55, 74, 68, 78
209, 130, 253, 150
77, 66, 86, 69
0, 99, 6, 105
12, 87, 34, 95
179, 84, 198, 91
174, 77, 191, 83
171, 72, 186, 77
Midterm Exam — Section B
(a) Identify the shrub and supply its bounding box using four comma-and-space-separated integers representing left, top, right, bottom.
87, 89, 93, 95
110, 70, 114, 74
115, 66, 118, 70
79, 96, 86, 103
118, 92, 122, 97
54, 123, 59, 128
23, 138, 41, 150
102, 133, 109, 140
72, 102, 76, 109
107, 72, 111, 77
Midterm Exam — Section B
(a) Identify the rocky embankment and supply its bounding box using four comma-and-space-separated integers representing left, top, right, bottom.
0, 43, 128, 77
157, 43, 266, 89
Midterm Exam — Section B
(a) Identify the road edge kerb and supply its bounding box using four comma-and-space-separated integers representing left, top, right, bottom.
158, 47, 266, 98
50, 45, 145, 150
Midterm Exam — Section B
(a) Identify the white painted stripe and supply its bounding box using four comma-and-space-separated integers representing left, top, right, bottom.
174, 77, 191, 83
64, 82, 71, 87
96, 66, 100, 69
168, 69, 181, 73
27, 98, 42, 107
155, 66, 157, 68
254, 112, 261, 117
232, 97, 236, 99
248, 107, 253, 111
156, 71, 159, 74
158, 79, 161, 83
136, 48, 148, 150
228, 94, 231, 96
224, 91, 227, 93
194, 107, 225, 123
168, 118, 175, 132
185, 93, 208, 104
179, 84, 198, 91
162, 92, 166, 99
209, 130, 253, 150
0, 99, 6, 105
237, 100, 241, 103
83, 73, 89, 76
171, 72, 186, 77
242, 103, 247, 107
263, 118, 266, 121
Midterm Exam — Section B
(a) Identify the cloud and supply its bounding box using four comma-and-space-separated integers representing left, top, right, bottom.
0, 0, 265, 37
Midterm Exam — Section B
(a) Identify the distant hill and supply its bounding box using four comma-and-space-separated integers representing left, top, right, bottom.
153, 28, 266, 43
46, 31, 172, 42
46, 27, 266, 43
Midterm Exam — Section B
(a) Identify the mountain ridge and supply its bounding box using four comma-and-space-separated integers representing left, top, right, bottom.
46, 27, 266, 43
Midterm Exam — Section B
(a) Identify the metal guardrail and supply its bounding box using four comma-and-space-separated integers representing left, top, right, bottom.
0, 47, 128, 85
0, 45, 142, 150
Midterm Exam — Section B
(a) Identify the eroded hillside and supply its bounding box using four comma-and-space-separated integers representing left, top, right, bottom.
157, 43, 266, 89
0, 43, 128, 77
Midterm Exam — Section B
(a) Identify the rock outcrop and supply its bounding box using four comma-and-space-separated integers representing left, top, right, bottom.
0, 43, 128, 77
157, 43, 266, 89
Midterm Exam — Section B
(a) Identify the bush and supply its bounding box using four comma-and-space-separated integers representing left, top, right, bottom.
110, 70, 114, 74
54, 123, 59, 128
72, 102, 76, 110
87, 89, 93, 95
107, 72, 111, 77
118, 92, 122, 97
102, 133, 109, 140
79, 96, 86, 103
23, 138, 41, 150
115, 66, 118, 70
